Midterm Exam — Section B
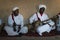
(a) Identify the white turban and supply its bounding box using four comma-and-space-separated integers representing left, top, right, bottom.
39, 5, 46, 10
12, 7, 19, 11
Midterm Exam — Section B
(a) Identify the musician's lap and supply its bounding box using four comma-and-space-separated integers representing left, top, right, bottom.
4, 26, 28, 36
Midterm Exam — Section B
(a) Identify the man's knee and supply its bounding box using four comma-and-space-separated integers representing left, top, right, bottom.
20, 26, 28, 34
4, 26, 9, 30
23, 26, 28, 33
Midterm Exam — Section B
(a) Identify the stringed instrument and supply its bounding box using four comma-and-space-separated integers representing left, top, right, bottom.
26, 17, 56, 33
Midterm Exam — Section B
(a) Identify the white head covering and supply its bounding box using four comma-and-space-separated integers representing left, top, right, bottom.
39, 4, 46, 10
12, 7, 19, 11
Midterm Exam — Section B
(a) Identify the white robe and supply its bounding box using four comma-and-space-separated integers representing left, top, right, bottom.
4, 14, 28, 36
29, 12, 55, 36
56, 15, 60, 31
0, 19, 2, 25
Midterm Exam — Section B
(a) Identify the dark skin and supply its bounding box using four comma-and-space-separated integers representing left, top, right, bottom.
39, 7, 54, 27
30, 7, 45, 33
13, 9, 19, 16
39, 7, 45, 15
12, 9, 21, 32
39, 7, 48, 25
38, 7, 45, 24
57, 13, 60, 18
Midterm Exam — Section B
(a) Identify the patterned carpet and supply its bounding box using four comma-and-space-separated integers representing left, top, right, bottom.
1, 30, 60, 40
0, 30, 57, 37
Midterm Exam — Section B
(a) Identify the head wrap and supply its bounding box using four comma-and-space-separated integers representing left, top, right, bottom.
39, 4, 46, 10
12, 7, 19, 11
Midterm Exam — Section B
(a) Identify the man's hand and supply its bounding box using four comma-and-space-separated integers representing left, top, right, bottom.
13, 22, 16, 31
17, 25, 21, 32
13, 22, 16, 27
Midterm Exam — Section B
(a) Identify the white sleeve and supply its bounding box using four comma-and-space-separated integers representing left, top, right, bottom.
44, 14, 55, 26
8, 15, 13, 26
43, 13, 49, 23
0, 19, 2, 25
45, 14, 55, 26
20, 15, 24, 28
45, 14, 49, 20
29, 13, 38, 24
48, 20, 55, 26
56, 19, 59, 26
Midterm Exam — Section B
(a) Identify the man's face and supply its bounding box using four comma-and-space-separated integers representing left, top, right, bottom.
13, 9, 19, 16
57, 13, 60, 18
39, 7, 45, 14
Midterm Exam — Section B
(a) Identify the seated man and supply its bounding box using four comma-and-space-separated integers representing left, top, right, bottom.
0, 19, 2, 32
0, 19, 2, 25
4, 7, 28, 36
29, 4, 55, 36
56, 13, 60, 32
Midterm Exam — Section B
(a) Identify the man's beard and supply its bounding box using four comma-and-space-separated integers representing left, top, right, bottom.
14, 14, 18, 16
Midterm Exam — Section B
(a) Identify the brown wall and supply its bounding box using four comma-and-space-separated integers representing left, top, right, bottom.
0, 0, 60, 24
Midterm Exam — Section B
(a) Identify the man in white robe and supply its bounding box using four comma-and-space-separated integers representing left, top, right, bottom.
56, 13, 60, 31
4, 7, 28, 36
29, 5, 55, 36
0, 19, 2, 32
0, 19, 2, 25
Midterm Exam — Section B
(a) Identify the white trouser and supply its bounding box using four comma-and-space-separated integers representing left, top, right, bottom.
48, 21, 55, 30
4, 26, 28, 36
36, 24, 52, 36
56, 22, 60, 31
